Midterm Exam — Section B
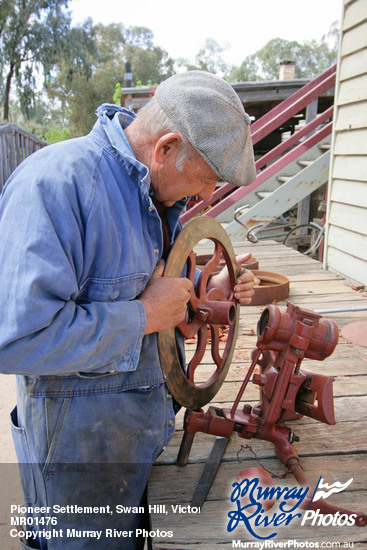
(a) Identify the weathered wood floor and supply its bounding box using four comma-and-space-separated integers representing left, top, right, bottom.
149, 240, 367, 549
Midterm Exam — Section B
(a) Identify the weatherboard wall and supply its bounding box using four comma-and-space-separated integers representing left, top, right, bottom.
325, 0, 367, 285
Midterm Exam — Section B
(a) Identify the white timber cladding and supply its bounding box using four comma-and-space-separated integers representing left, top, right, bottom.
324, 0, 367, 285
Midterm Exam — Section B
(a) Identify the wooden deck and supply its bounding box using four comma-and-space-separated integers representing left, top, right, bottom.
149, 240, 367, 549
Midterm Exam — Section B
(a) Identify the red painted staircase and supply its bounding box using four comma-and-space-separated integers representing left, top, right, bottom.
181, 65, 336, 241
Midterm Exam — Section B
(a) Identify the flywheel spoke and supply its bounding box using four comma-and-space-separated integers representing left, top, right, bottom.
197, 242, 224, 299
210, 324, 224, 368
187, 325, 208, 383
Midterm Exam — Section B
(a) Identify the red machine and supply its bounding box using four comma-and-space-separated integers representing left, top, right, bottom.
158, 218, 367, 526
177, 301, 338, 465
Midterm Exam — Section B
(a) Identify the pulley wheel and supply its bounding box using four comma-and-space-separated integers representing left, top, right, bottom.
158, 217, 240, 410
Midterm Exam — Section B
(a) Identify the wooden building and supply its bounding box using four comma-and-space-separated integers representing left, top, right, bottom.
324, 0, 367, 285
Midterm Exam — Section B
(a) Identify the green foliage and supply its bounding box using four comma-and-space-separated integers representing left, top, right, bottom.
178, 38, 229, 76
252, 34, 338, 80
113, 83, 123, 105
93, 22, 126, 63
46, 21, 120, 136
46, 23, 176, 135
226, 55, 259, 82
123, 39, 175, 86
229, 22, 339, 82
43, 127, 71, 144
0, 0, 72, 120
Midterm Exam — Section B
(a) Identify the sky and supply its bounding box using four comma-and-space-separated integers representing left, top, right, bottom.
69, 0, 342, 67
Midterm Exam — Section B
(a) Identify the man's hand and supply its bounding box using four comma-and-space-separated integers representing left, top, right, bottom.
208, 252, 255, 305
139, 262, 193, 334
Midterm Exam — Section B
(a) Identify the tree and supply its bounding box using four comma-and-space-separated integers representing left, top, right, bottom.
226, 55, 259, 83
45, 19, 101, 135
123, 26, 175, 85
48, 22, 127, 135
178, 38, 230, 76
0, 0, 73, 121
47, 23, 175, 136
253, 35, 338, 79
0, 0, 12, 98
227, 22, 339, 83
124, 43, 174, 86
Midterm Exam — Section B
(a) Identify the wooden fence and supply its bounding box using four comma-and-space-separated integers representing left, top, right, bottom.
0, 124, 46, 190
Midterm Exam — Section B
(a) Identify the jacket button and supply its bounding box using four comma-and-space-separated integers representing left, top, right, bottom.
154, 247, 159, 255
169, 419, 174, 427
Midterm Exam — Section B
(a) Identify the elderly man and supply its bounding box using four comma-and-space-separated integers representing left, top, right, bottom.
0, 71, 256, 549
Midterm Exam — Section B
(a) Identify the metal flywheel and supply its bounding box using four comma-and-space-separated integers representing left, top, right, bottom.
158, 217, 239, 410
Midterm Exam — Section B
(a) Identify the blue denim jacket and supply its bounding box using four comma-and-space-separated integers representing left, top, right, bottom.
0, 104, 186, 388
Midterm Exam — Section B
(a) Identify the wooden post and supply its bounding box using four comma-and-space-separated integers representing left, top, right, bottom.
297, 99, 319, 230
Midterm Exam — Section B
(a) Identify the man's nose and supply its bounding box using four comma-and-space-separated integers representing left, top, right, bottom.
200, 183, 217, 201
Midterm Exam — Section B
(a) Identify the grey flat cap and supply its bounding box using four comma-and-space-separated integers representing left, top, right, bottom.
154, 71, 256, 187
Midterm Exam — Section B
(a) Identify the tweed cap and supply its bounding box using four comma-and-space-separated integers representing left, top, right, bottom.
154, 71, 256, 187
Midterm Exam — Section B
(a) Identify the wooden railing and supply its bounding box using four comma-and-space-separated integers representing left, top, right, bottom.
181, 64, 336, 223
0, 124, 46, 190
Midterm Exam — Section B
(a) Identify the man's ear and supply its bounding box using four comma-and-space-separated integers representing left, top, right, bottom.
154, 133, 182, 164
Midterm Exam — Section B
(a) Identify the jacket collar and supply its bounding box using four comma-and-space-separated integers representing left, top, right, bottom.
92, 103, 151, 188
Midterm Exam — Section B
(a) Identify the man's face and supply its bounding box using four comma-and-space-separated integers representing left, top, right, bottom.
150, 152, 219, 207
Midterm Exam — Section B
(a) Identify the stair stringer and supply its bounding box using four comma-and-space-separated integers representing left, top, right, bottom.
224, 149, 330, 242
216, 136, 331, 224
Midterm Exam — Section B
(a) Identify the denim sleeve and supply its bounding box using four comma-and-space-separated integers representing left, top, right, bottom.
0, 162, 146, 376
